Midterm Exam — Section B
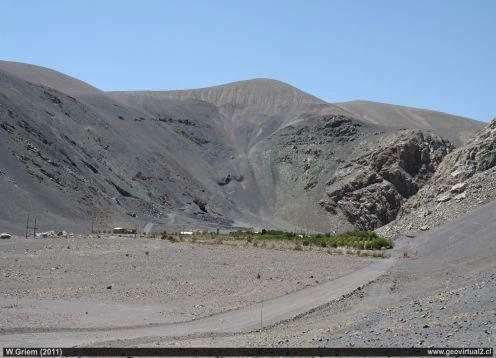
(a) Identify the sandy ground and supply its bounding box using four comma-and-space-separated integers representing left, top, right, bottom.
0, 235, 372, 331
2, 200, 494, 349
131, 202, 496, 349
161, 252, 494, 349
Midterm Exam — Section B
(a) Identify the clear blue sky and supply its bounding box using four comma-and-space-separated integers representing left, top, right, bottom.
2, 0, 495, 121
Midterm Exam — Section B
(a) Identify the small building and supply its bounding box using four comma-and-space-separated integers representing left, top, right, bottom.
112, 227, 137, 234
180, 231, 193, 235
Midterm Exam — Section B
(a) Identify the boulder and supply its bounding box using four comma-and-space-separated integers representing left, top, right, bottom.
436, 193, 451, 203
450, 169, 465, 178
450, 182, 467, 193
36, 231, 55, 238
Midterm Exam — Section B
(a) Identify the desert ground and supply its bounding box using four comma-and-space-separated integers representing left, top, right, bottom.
1, 200, 493, 349
148, 202, 496, 349
0, 233, 378, 345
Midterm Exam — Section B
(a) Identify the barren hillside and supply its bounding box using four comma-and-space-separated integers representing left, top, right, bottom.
0, 60, 486, 234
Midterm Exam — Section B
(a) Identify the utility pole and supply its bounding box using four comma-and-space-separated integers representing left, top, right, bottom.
25, 216, 38, 239
260, 301, 263, 331
25, 215, 29, 239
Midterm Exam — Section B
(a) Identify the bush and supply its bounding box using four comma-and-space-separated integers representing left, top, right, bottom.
369, 237, 393, 250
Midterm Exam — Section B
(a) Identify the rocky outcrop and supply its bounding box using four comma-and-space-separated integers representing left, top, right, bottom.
437, 118, 496, 180
321, 131, 454, 230
378, 119, 496, 238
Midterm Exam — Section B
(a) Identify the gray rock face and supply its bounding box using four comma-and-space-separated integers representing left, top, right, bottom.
378, 119, 496, 238
440, 119, 496, 179
322, 131, 454, 230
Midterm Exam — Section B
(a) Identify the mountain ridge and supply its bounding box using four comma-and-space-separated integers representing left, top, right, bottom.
0, 60, 487, 233
0, 60, 102, 95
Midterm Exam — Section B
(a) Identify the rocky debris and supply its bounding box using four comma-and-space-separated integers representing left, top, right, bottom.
107, 180, 134, 198
378, 119, 496, 238
133, 171, 152, 181
322, 131, 454, 230
193, 199, 208, 213
217, 174, 243, 186
0, 233, 12, 239
312, 115, 362, 140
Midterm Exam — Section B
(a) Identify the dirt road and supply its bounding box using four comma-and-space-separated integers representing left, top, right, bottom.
0, 259, 394, 347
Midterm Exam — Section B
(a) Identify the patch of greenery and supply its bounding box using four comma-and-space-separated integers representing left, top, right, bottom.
232, 229, 393, 250
210, 228, 393, 252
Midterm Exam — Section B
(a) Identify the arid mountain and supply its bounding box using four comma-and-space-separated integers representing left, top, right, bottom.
0, 60, 486, 234
336, 100, 481, 146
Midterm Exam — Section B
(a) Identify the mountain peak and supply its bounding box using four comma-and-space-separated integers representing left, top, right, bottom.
111, 78, 325, 108
0, 60, 101, 95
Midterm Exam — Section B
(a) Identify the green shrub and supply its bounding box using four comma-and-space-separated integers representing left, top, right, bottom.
369, 237, 393, 249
